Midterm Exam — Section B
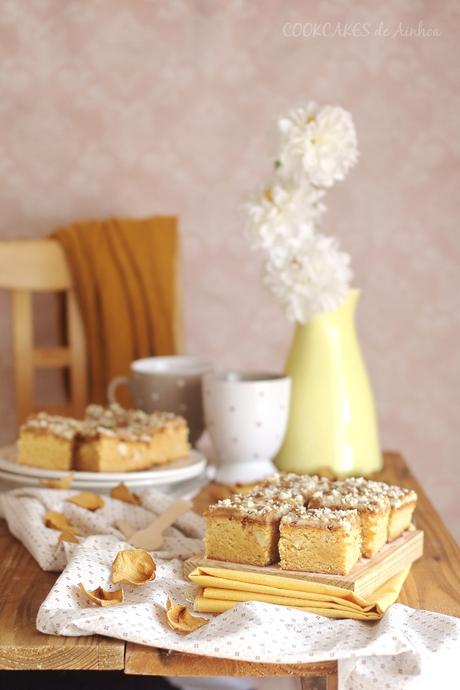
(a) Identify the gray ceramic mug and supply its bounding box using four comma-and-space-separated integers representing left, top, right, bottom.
107, 356, 213, 445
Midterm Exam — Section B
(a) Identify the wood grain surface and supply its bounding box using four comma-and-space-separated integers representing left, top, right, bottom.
0, 520, 124, 671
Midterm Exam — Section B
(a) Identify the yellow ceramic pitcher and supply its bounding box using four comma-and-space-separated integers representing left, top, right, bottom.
275, 289, 382, 475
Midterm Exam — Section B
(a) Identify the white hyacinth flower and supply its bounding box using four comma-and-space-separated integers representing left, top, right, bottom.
278, 102, 358, 188
245, 182, 326, 251
263, 228, 352, 323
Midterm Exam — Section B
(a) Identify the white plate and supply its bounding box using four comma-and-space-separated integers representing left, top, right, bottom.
0, 469, 180, 487
0, 469, 204, 495
0, 444, 207, 487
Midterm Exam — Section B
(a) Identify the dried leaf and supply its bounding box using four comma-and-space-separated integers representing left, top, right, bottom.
40, 474, 75, 490
112, 548, 156, 585
44, 510, 79, 533
110, 483, 141, 505
79, 583, 124, 607
66, 492, 105, 511
166, 598, 208, 632
57, 529, 80, 544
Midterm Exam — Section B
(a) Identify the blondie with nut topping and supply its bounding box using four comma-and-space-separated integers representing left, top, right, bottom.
279, 507, 362, 574
309, 485, 390, 558
18, 404, 189, 473
18, 412, 82, 470
204, 486, 305, 566
75, 404, 189, 472
335, 477, 417, 542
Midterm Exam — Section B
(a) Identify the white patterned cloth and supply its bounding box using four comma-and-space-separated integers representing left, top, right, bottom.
1, 487, 459, 690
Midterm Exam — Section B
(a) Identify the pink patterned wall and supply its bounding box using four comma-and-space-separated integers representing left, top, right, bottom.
0, 1, 458, 539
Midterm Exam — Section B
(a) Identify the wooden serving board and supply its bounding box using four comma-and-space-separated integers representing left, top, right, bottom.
186, 529, 424, 600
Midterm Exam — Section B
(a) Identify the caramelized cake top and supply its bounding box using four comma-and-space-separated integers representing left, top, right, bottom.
21, 404, 188, 445
85, 403, 186, 428
81, 404, 187, 442
331, 477, 417, 508
21, 412, 82, 440
281, 506, 360, 531
309, 486, 390, 514
258, 472, 330, 500
206, 485, 304, 522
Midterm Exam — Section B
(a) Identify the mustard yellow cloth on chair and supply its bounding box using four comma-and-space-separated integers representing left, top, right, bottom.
52, 217, 180, 403
189, 566, 410, 621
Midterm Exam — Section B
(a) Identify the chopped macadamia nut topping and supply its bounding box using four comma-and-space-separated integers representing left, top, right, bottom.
22, 404, 187, 445
282, 506, 360, 531
208, 485, 304, 519
248, 486, 304, 504
80, 404, 186, 442
85, 403, 184, 428
207, 471, 417, 525
259, 472, 330, 499
309, 487, 390, 514
337, 478, 417, 508
22, 412, 82, 440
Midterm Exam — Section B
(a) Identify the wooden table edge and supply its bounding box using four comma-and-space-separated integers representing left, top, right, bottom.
0, 640, 125, 671
124, 643, 338, 677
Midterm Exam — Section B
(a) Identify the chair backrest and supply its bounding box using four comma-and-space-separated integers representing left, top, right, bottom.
0, 239, 87, 424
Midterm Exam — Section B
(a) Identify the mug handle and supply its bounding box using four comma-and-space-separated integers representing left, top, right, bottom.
107, 376, 132, 404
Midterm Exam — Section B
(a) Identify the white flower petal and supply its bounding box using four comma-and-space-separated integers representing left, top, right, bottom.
278, 102, 358, 188
245, 181, 325, 251
263, 228, 352, 323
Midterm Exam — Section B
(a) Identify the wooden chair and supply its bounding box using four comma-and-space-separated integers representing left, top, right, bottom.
0, 234, 185, 426
0, 239, 87, 424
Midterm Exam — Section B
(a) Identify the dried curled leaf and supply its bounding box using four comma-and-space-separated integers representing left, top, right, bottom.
40, 474, 75, 490
44, 510, 79, 533
166, 598, 208, 632
79, 583, 124, 607
66, 492, 105, 511
110, 483, 141, 505
112, 548, 156, 585
57, 529, 80, 545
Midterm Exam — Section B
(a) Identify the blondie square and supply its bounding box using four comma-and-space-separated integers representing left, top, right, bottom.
204, 487, 304, 566
333, 477, 417, 543
75, 404, 189, 472
309, 484, 390, 558
18, 412, 81, 470
18, 404, 189, 473
279, 506, 362, 575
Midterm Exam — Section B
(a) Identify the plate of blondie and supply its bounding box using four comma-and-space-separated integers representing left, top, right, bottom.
0, 403, 207, 490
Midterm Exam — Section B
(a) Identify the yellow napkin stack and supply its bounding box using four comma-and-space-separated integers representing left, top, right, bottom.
189, 566, 410, 621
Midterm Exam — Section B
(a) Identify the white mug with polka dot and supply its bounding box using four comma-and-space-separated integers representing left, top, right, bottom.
107, 356, 213, 445
203, 371, 291, 483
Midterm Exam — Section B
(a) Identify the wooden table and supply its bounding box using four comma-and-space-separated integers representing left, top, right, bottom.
0, 452, 459, 690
